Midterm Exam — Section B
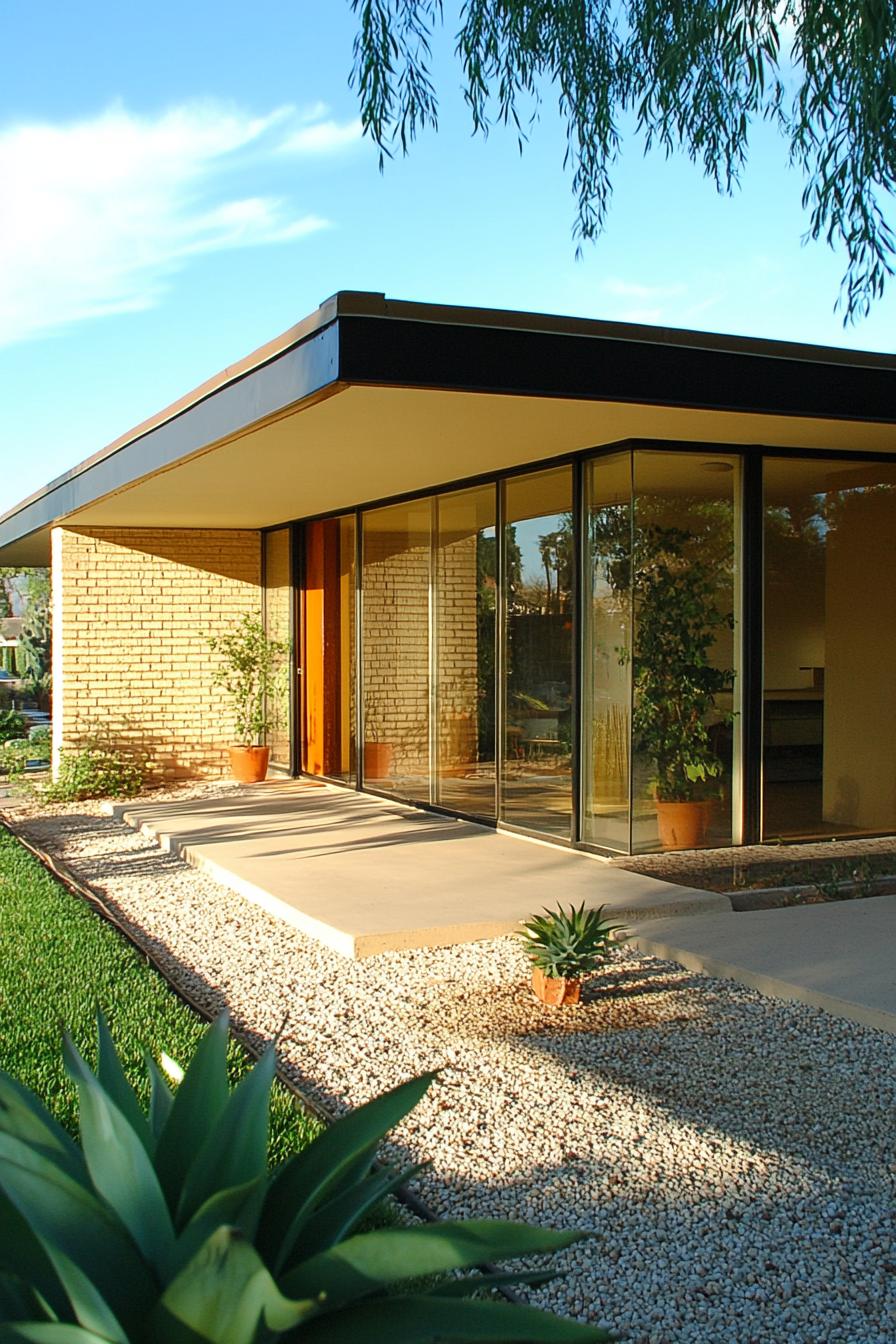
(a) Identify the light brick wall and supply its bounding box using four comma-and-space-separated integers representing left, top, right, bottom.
52, 526, 262, 780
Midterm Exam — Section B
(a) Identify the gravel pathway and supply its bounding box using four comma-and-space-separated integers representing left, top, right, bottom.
3, 790, 895, 1344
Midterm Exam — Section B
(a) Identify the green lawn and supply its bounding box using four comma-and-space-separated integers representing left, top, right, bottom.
0, 824, 321, 1163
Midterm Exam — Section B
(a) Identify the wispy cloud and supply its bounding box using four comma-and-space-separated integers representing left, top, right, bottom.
279, 115, 363, 155
600, 275, 725, 327
0, 100, 355, 347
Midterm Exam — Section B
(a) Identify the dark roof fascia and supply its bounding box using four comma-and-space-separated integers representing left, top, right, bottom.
0, 309, 342, 553
3, 290, 896, 555
337, 310, 896, 424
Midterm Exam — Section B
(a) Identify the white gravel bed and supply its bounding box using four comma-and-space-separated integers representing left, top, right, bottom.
3, 790, 895, 1344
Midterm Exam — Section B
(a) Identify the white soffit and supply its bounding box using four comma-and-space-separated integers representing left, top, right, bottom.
66, 384, 896, 531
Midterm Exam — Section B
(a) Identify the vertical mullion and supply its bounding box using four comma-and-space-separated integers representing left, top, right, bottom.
627, 450, 635, 856
429, 495, 438, 806
495, 479, 506, 823
571, 460, 584, 843
291, 524, 303, 778
355, 510, 364, 791
741, 452, 764, 843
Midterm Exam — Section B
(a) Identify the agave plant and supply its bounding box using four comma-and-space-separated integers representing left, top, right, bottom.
519, 903, 626, 982
0, 1011, 607, 1342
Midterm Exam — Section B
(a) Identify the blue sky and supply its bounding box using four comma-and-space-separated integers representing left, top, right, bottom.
2, 1, 894, 516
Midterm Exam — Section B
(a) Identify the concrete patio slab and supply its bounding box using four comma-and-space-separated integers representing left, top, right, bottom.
113, 781, 730, 957
630, 895, 896, 1033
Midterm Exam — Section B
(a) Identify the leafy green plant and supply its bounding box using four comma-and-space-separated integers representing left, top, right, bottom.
519, 903, 626, 981
0, 1012, 604, 1342
43, 746, 144, 802
0, 738, 31, 780
209, 614, 290, 746
630, 525, 735, 802
0, 707, 26, 744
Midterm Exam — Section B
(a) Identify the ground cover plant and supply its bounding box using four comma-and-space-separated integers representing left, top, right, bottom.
42, 746, 144, 803
0, 824, 314, 1160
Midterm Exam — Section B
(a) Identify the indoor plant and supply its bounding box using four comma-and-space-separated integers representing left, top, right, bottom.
0, 1011, 604, 1342
630, 523, 735, 850
209, 614, 289, 783
519, 902, 626, 1005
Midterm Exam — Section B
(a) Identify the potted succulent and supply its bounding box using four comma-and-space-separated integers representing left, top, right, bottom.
631, 524, 735, 850
519, 902, 626, 1006
209, 614, 289, 783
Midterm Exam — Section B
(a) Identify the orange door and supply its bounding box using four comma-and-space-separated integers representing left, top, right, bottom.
301, 520, 345, 776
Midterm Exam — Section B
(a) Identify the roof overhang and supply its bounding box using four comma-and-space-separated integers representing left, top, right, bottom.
3, 291, 896, 564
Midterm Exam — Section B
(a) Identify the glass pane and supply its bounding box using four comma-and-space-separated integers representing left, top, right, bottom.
631, 451, 740, 852
582, 454, 632, 852
502, 467, 573, 836
434, 485, 497, 816
361, 499, 431, 799
263, 528, 292, 768
763, 458, 896, 839
301, 516, 356, 783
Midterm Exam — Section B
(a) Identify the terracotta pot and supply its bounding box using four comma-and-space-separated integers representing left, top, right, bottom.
655, 799, 713, 851
364, 742, 394, 780
228, 745, 270, 784
531, 966, 582, 1007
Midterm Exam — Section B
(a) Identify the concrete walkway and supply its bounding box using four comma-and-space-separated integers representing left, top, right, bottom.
114, 780, 728, 957
630, 894, 896, 1033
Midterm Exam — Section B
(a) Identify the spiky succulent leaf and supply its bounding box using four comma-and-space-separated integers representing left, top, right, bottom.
94, 1013, 153, 1157
0, 1192, 70, 1323
286, 1294, 607, 1341
172, 1181, 266, 1278
154, 1227, 315, 1344
36, 1251, 127, 1344
519, 904, 627, 980
0, 1327, 116, 1342
153, 1013, 231, 1214
175, 1047, 275, 1229
0, 1133, 155, 1332
62, 1033, 175, 1276
259, 1073, 435, 1274
281, 1220, 586, 1310
285, 1161, 427, 1262
143, 1054, 174, 1143
0, 1073, 86, 1184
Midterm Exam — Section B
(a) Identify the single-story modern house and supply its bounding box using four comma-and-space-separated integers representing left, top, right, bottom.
1, 292, 894, 855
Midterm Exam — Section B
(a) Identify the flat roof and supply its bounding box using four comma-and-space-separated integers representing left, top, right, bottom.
3, 289, 896, 563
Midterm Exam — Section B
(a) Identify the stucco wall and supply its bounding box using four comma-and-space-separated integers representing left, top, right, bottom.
52, 526, 262, 780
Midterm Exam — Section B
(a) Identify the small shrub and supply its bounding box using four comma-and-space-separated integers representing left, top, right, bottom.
0, 706, 26, 743
28, 723, 51, 748
519, 902, 627, 981
43, 745, 144, 801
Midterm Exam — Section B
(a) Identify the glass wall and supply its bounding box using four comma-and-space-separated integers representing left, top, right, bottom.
361, 499, 431, 798
278, 446, 896, 855
582, 454, 632, 851
630, 451, 740, 852
262, 527, 292, 769
434, 486, 497, 816
301, 515, 356, 783
502, 467, 574, 837
763, 458, 896, 839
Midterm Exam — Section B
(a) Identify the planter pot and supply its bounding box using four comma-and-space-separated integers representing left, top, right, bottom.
228, 745, 270, 784
655, 799, 714, 851
364, 742, 394, 780
531, 966, 582, 1007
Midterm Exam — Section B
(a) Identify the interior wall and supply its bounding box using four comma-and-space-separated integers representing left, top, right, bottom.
824, 490, 896, 830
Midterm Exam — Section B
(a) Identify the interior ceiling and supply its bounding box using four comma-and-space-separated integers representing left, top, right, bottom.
44, 382, 896, 536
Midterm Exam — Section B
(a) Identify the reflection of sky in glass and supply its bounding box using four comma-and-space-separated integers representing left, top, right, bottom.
513, 515, 565, 585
